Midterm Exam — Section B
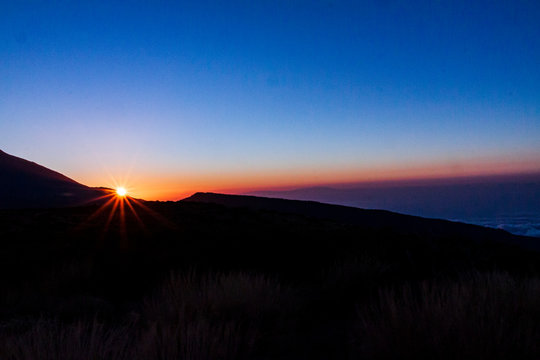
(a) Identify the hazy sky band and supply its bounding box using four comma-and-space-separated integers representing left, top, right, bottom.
1, 1, 539, 199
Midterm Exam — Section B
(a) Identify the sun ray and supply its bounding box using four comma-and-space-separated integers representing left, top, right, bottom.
125, 197, 147, 232
75, 175, 165, 249
103, 197, 120, 234
75, 195, 117, 231
89, 192, 117, 202
118, 196, 127, 248
84, 189, 117, 205
129, 197, 176, 229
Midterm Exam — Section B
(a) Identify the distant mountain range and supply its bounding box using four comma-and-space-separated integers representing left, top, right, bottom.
247, 178, 540, 237
0, 149, 107, 209
2, 149, 538, 238
184, 192, 540, 250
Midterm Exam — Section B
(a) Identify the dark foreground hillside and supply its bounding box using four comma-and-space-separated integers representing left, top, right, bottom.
1, 194, 540, 359
0, 149, 107, 209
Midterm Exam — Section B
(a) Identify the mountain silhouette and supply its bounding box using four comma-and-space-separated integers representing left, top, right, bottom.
247, 178, 540, 233
184, 192, 540, 251
0, 149, 107, 209
2, 171, 540, 359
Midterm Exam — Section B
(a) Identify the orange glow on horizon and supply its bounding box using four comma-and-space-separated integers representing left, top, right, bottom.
72, 153, 540, 201
76, 187, 174, 247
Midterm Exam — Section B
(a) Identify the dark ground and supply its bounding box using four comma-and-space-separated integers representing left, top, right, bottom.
1, 193, 540, 359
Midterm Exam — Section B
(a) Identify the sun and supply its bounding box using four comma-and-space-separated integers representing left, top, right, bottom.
116, 187, 127, 197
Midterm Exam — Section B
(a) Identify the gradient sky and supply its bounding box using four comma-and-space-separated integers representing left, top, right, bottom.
1, 1, 539, 199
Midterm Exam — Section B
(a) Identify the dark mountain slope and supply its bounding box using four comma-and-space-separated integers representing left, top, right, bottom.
184, 192, 540, 251
0, 149, 106, 209
248, 178, 540, 220
247, 178, 540, 237
2, 194, 540, 359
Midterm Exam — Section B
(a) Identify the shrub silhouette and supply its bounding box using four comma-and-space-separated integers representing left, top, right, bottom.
353, 272, 540, 359
0, 271, 289, 360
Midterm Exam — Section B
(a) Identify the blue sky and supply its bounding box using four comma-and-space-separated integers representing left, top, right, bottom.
1, 1, 539, 199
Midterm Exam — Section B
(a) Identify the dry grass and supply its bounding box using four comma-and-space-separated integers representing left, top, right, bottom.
353, 272, 540, 359
4, 268, 540, 359
0, 271, 287, 360
321, 256, 393, 291
0, 319, 133, 360
139, 271, 286, 360
143, 271, 285, 322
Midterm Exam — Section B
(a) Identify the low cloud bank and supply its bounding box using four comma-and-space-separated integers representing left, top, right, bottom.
497, 223, 540, 238
464, 217, 540, 238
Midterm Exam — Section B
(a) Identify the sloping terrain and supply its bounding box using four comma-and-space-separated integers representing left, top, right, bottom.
0, 149, 106, 208
2, 153, 540, 359
247, 177, 540, 237
184, 192, 540, 251
1, 194, 540, 359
